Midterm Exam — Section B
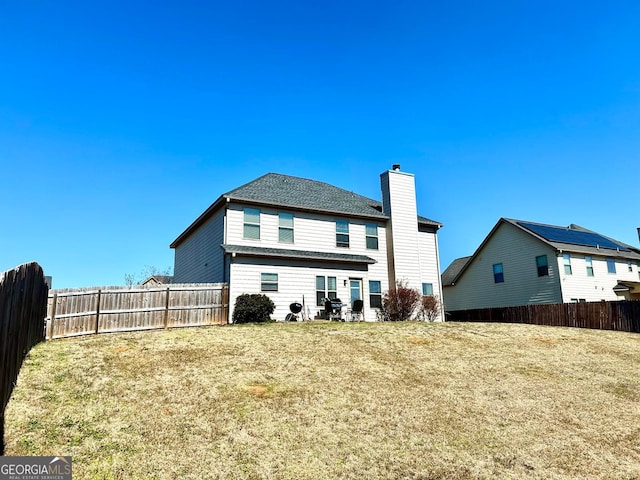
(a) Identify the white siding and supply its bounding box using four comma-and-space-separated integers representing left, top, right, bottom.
173, 207, 226, 283
559, 254, 640, 302
381, 170, 422, 290
226, 203, 389, 265
443, 222, 562, 310
224, 202, 392, 321
418, 229, 444, 320
228, 258, 387, 322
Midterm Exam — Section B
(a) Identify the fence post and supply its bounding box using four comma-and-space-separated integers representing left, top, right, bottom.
94, 290, 101, 334
49, 293, 57, 340
164, 287, 170, 329
222, 284, 229, 325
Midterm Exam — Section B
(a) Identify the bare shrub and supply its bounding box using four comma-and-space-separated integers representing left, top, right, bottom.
380, 281, 421, 321
420, 295, 441, 322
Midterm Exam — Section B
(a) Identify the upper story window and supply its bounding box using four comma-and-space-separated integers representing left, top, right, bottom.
536, 255, 549, 277
365, 224, 379, 250
422, 283, 433, 295
607, 258, 616, 274
493, 263, 504, 283
563, 253, 572, 275
243, 208, 261, 240
585, 256, 594, 276
279, 213, 294, 243
336, 220, 350, 248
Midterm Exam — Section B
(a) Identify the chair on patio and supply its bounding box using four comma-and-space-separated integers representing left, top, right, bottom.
349, 299, 364, 322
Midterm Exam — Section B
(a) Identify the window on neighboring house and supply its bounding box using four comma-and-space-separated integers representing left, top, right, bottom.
365, 224, 379, 250
493, 263, 504, 283
243, 208, 261, 240
607, 258, 616, 274
563, 253, 572, 275
261, 273, 278, 292
336, 220, 350, 248
536, 255, 549, 277
422, 283, 433, 295
369, 280, 382, 308
585, 256, 594, 276
316, 276, 337, 305
279, 213, 294, 243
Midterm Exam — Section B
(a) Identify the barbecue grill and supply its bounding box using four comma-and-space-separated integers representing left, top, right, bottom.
286, 302, 303, 322
323, 298, 343, 321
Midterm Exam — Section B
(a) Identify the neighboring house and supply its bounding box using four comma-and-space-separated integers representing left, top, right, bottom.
442, 218, 640, 311
170, 165, 443, 321
141, 275, 174, 286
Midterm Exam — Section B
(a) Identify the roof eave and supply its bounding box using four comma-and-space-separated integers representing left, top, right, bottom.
449, 218, 545, 284
170, 195, 228, 248
222, 245, 377, 265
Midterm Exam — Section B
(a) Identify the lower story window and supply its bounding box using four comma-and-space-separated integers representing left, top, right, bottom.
261, 273, 278, 292
422, 283, 433, 296
369, 280, 382, 308
316, 276, 337, 305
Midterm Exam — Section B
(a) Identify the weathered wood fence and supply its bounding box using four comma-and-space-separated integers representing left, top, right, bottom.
0, 262, 49, 454
47, 283, 229, 340
448, 300, 640, 333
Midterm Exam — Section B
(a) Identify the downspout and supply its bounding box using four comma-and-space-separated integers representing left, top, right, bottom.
434, 229, 445, 321
223, 198, 230, 282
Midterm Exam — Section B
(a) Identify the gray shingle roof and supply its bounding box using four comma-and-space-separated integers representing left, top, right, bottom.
171, 172, 442, 248
441, 256, 472, 286
221, 244, 377, 264
226, 173, 388, 219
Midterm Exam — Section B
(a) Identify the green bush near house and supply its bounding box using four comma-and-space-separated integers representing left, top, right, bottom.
232, 293, 275, 324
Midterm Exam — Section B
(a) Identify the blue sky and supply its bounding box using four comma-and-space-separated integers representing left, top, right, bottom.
1, 1, 639, 288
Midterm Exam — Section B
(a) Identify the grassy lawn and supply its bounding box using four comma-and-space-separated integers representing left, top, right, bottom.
5, 321, 640, 479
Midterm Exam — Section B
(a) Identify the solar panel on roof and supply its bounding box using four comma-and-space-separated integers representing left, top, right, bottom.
517, 221, 629, 251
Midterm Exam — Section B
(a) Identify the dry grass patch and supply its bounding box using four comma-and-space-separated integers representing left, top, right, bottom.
5, 321, 640, 479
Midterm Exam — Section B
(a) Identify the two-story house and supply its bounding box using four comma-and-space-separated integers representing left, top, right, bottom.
170, 166, 443, 321
442, 218, 640, 312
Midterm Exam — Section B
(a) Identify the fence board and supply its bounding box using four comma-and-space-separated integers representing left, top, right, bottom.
46, 283, 229, 339
448, 300, 640, 334
0, 262, 48, 454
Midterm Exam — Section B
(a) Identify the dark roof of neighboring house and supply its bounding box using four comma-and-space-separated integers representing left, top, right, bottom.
504, 218, 640, 259
141, 275, 174, 285
171, 173, 442, 248
441, 256, 472, 286
445, 218, 640, 286
221, 244, 377, 264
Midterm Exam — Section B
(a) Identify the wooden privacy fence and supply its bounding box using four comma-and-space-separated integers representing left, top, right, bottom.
47, 283, 229, 340
1, 262, 49, 454
448, 300, 640, 333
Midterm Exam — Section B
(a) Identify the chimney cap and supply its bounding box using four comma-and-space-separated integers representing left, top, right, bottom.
392, 164, 401, 171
